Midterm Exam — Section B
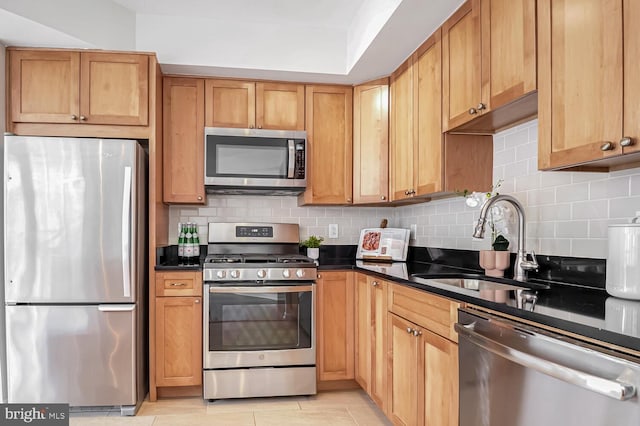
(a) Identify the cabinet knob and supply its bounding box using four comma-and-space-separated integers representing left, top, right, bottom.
258, 125, 262, 129
197, 196, 203, 201
372, 281, 379, 287
195, 299, 200, 304
468, 107, 477, 115
412, 329, 422, 337
600, 142, 615, 151
317, 274, 321, 279
381, 195, 386, 200
620, 137, 634, 147
347, 198, 352, 203
71, 114, 78, 120
406, 327, 413, 334
80, 115, 87, 121
249, 125, 255, 129
477, 103, 486, 111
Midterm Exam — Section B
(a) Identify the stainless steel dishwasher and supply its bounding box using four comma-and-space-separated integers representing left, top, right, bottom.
456, 308, 640, 426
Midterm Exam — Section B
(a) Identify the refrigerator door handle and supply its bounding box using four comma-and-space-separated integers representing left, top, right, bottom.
122, 166, 132, 298
98, 304, 136, 312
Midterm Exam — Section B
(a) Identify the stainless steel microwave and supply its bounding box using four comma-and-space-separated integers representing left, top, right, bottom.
204, 127, 307, 195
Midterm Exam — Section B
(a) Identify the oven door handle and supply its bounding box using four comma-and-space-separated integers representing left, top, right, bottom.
209, 285, 314, 293
454, 322, 637, 401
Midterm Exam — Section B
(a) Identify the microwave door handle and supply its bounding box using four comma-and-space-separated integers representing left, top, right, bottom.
287, 140, 295, 178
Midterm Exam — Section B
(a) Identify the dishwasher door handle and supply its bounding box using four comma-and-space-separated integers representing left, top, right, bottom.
454, 322, 637, 401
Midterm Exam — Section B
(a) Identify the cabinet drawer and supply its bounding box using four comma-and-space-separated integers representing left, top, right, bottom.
155, 271, 202, 297
388, 283, 460, 342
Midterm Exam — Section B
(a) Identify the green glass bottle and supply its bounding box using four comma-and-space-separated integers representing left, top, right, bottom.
184, 222, 194, 265
178, 223, 186, 264
192, 224, 200, 263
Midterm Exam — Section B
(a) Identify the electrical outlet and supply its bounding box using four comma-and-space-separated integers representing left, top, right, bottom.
329, 224, 339, 238
410, 224, 417, 239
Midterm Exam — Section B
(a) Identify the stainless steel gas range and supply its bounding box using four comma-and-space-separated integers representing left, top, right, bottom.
202, 222, 317, 400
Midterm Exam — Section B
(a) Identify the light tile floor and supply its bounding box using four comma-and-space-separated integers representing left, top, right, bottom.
70, 389, 392, 426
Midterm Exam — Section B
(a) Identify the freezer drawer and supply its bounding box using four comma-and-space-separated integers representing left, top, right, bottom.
6, 305, 138, 407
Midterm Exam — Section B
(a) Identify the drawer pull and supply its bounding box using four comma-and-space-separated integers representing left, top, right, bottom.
170, 282, 187, 287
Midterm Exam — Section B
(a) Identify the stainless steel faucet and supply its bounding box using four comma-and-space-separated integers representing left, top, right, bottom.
472, 194, 538, 281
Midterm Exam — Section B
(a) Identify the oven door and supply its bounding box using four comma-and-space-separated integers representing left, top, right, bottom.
203, 283, 315, 369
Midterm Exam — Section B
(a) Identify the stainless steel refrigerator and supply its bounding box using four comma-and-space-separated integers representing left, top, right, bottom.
3, 135, 147, 415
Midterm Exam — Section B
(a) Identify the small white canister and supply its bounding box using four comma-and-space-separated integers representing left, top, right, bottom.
606, 213, 640, 300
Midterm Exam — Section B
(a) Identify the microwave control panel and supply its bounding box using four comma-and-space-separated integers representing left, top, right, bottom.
294, 140, 305, 179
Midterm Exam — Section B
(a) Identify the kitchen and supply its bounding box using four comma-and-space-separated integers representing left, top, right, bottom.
2, 0, 640, 425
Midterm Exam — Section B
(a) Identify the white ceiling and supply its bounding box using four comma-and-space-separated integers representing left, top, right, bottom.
0, 0, 464, 84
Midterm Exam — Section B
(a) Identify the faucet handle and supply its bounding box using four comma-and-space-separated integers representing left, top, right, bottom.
521, 250, 539, 271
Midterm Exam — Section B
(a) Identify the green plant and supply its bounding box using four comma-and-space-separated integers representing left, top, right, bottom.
491, 234, 509, 251
300, 235, 324, 248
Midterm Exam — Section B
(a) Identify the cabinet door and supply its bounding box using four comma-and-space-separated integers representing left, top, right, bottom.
370, 278, 388, 410
205, 79, 256, 128
354, 274, 372, 391
538, 0, 624, 169
443, 0, 483, 131
414, 30, 443, 197
623, 0, 640, 155
80, 52, 149, 126
316, 271, 355, 381
155, 296, 202, 387
163, 77, 206, 204
422, 329, 458, 426
481, 0, 536, 110
256, 82, 305, 130
301, 85, 353, 205
389, 60, 415, 201
387, 313, 421, 426
10, 50, 80, 123
353, 79, 389, 204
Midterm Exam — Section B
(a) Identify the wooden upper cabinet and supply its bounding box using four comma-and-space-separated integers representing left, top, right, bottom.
443, 0, 537, 132
10, 49, 149, 126
299, 85, 353, 205
80, 52, 149, 125
205, 79, 304, 130
205, 79, 255, 128
353, 78, 389, 204
442, 0, 482, 131
163, 77, 206, 204
256, 82, 305, 130
415, 29, 444, 197
10, 50, 80, 124
623, 0, 640, 156
389, 60, 415, 201
481, 0, 536, 110
537, 0, 631, 170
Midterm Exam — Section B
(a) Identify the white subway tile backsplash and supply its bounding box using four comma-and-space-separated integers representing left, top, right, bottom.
589, 176, 630, 200
609, 196, 640, 219
555, 182, 590, 202
167, 119, 640, 258
554, 221, 588, 238
571, 200, 608, 220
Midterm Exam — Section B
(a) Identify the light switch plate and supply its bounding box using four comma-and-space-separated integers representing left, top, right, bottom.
329, 224, 339, 238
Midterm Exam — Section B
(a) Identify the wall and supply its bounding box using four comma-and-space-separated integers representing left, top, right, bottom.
170, 119, 640, 259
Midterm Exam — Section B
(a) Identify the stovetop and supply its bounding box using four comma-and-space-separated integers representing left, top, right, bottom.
204, 253, 314, 266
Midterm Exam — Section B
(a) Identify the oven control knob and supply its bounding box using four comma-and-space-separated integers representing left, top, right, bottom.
230, 270, 240, 279
282, 269, 291, 278
296, 269, 305, 278
257, 269, 266, 279
216, 270, 226, 279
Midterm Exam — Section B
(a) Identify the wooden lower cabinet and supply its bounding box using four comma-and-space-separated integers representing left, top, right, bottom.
386, 283, 460, 426
316, 271, 355, 383
355, 273, 388, 410
152, 271, 202, 398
